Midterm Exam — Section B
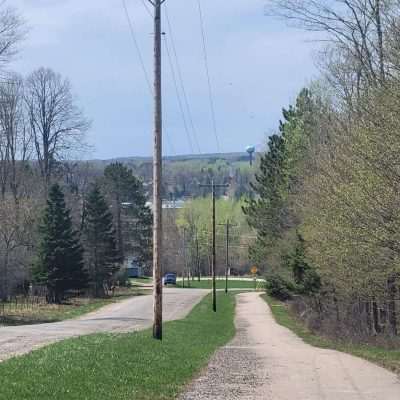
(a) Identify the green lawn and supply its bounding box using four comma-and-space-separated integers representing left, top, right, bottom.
177, 278, 261, 290
0, 287, 150, 326
0, 292, 236, 400
263, 294, 400, 374
130, 277, 153, 286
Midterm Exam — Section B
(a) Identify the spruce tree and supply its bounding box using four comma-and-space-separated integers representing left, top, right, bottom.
34, 184, 87, 303
83, 184, 120, 297
103, 162, 152, 267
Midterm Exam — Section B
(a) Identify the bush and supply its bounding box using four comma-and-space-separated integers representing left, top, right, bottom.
299, 268, 321, 295
113, 268, 130, 287
265, 274, 294, 301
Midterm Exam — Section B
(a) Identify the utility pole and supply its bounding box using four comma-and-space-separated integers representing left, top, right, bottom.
195, 228, 201, 282
200, 180, 229, 312
182, 228, 185, 288
148, 0, 166, 341
182, 228, 190, 288
218, 220, 237, 294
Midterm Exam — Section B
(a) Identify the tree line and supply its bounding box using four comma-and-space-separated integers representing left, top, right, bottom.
166, 197, 252, 281
245, 0, 400, 340
0, 4, 152, 304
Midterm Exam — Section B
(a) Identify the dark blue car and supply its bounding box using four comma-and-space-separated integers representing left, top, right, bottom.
163, 273, 177, 285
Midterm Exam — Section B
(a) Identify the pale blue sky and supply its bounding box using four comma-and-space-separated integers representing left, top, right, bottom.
11, 0, 318, 159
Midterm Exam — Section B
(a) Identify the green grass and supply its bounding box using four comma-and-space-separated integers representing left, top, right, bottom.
177, 278, 260, 290
263, 294, 400, 374
0, 292, 236, 400
0, 287, 150, 326
130, 277, 153, 285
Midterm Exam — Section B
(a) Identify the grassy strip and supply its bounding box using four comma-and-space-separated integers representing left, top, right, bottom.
0, 292, 236, 400
130, 277, 153, 286
0, 287, 150, 326
262, 294, 400, 374
177, 279, 259, 289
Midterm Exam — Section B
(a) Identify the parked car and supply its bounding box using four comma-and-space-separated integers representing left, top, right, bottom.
163, 273, 177, 285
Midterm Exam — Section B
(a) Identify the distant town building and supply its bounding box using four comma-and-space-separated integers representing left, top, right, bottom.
146, 199, 186, 211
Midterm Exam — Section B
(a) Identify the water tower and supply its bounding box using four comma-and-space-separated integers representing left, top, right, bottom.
246, 145, 255, 166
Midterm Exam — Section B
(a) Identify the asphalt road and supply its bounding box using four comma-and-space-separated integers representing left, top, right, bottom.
0, 288, 207, 362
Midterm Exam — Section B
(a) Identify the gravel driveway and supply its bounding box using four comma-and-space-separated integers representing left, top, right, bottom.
180, 292, 400, 400
0, 288, 207, 362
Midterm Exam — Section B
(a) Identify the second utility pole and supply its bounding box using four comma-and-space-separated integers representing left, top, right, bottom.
200, 180, 229, 312
150, 0, 165, 341
219, 219, 236, 294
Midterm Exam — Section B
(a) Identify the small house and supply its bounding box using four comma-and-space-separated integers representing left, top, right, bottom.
126, 257, 143, 278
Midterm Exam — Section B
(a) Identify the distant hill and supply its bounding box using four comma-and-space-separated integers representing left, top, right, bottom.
90, 152, 253, 165
83, 152, 257, 199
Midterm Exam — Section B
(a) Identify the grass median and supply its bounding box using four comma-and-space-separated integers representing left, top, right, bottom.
177, 278, 261, 290
0, 292, 236, 400
263, 294, 400, 374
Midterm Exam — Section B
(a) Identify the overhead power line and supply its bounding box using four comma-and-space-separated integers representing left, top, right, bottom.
121, 0, 176, 156
164, 35, 195, 154
139, 0, 153, 17
164, 5, 201, 154
122, 0, 152, 94
196, 0, 221, 152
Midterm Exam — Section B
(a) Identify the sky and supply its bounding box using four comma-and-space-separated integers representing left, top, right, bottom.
11, 0, 318, 159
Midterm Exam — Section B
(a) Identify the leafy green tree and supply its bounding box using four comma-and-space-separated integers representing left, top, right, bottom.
34, 184, 87, 303
177, 197, 250, 276
83, 184, 120, 297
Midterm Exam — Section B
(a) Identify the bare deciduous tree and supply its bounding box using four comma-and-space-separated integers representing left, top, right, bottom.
0, 196, 35, 301
25, 67, 90, 190
0, 2, 25, 69
266, 0, 395, 89
0, 75, 31, 201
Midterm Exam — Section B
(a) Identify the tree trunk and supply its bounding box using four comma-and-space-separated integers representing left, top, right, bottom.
387, 276, 398, 336
372, 299, 381, 334
366, 301, 374, 335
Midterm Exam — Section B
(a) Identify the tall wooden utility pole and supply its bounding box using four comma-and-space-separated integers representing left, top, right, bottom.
218, 220, 237, 294
195, 229, 201, 282
182, 228, 190, 288
200, 181, 229, 312
212, 182, 216, 311
149, 0, 165, 340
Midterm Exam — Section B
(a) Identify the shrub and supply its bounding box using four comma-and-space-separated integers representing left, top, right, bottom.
265, 274, 294, 301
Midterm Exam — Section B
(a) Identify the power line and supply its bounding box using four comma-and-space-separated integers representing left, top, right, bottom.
163, 35, 195, 154
121, 0, 176, 156
196, 0, 221, 152
122, 0, 152, 94
139, 0, 153, 17
164, 5, 201, 154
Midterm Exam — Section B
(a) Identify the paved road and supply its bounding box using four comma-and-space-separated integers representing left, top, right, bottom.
180, 292, 400, 400
0, 288, 207, 362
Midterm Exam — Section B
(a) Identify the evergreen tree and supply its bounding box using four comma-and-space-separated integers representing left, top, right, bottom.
289, 233, 321, 295
243, 89, 319, 273
34, 184, 87, 303
83, 184, 120, 297
103, 162, 152, 269
243, 133, 286, 266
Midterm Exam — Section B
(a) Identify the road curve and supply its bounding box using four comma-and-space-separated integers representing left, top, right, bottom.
0, 288, 207, 362
180, 292, 400, 400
